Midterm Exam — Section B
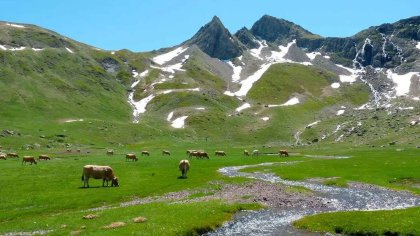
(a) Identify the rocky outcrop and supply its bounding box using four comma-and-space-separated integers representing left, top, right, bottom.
234, 27, 259, 49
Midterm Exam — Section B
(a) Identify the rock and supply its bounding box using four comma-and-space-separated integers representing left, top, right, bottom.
82, 214, 98, 219
133, 217, 147, 223
102, 222, 126, 229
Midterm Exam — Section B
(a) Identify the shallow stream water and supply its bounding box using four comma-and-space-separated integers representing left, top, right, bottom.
204, 162, 420, 236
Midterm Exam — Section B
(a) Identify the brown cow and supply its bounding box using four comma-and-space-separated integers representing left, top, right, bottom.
189, 151, 209, 159
162, 150, 171, 156
22, 156, 37, 165
107, 150, 114, 155
141, 151, 150, 156
126, 153, 138, 161
66, 149, 71, 153
244, 150, 250, 156
279, 150, 289, 157
215, 151, 226, 156
82, 165, 119, 188
38, 155, 51, 160
0, 154, 6, 160
7, 153, 19, 158
179, 160, 190, 178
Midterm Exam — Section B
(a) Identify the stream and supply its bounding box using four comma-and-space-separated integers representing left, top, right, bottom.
203, 162, 420, 236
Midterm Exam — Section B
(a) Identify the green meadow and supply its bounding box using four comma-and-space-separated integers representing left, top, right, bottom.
0, 144, 419, 235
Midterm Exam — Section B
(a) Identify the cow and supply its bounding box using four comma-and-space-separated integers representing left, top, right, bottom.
7, 153, 19, 158
107, 150, 114, 155
252, 150, 260, 156
66, 149, 71, 153
279, 150, 289, 157
186, 150, 196, 156
22, 156, 37, 165
141, 151, 150, 156
126, 153, 138, 161
0, 154, 6, 160
244, 150, 250, 156
189, 151, 209, 159
38, 155, 51, 160
179, 160, 190, 178
81, 165, 119, 188
215, 151, 226, 156
162, 150, 171, 156
77, 149, 81, 153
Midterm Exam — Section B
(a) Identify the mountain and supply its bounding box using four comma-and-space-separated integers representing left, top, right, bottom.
0, 16, 419, 150
183, 16, 245, 60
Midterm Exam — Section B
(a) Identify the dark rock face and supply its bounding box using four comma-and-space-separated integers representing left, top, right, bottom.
250, 15, 317, 43
235, 27, 259, 49
101, 57, 119, 73
185, 16, 244, 60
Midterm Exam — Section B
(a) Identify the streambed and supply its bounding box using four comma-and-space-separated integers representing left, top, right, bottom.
204, 162, 420, 235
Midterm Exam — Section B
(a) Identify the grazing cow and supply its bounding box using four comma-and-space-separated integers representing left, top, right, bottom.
126, 153, 138, 161
189, 151, 209, 159
0, 154, 6, 160
244, 150, 250, 156
215, 151, 226, 156
66, 149, 71, 153
279, 150, 289, 157
7, 153, 19, 158
162, 150, 171, 156
22, 156, 37, 165
179, 160, 190, 178
106, 150, 114, 155
77, 149, 81, 153
81, 165, 119, 188
141, 151, 150, 156
252, 150, 260, 156
186, 150, 196, 155
38, 155, 51, 160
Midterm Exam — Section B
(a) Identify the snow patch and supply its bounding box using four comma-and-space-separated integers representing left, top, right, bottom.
417, 42, 420, 50
386, 70, 419, 96
331, 82, 340, 89
65, 47, 73, 53
139, 70, 149, 77
227, 61, 243, 82
10, 46, 26, 51
336, 110, 345, 115
128, 94, 155, 123
324, 55, 331, 59
196, 107, 205, 110
171, 116, 188, 129
153, 47, 188, 65
32, 48, 44, 51
281, 97, 300, 106
261, 117, 270, 121
0, 45, 7, 50
132, 70, 139, 78
306, 120, 320, 128
111, 51, 115, 55
167, 112, 174, 121
306, 52, 321, 60
236, 103, 251, 112
250, 40, 268, 60
413, 97, 419, 101
6, 23, 25, 28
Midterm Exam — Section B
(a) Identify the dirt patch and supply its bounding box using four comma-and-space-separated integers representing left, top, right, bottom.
177, 181, 328, 209
102, 221, 126, 229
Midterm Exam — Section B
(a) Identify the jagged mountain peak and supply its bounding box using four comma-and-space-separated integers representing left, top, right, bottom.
251, 15, 319, 43
183, 16, 245, 60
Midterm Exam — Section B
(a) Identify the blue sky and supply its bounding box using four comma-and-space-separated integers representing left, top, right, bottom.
1, 0, 419, 52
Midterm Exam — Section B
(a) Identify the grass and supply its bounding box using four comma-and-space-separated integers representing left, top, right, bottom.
293, 207, 420, 236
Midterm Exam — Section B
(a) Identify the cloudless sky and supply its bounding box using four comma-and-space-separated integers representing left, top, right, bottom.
1, 0, 419, 52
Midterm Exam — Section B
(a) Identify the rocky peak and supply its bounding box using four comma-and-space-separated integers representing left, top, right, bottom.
250, 15, 317, 43
234, 27, 259, 49
184, 16, 244, 60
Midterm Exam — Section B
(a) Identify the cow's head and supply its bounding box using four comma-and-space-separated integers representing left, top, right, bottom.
111, 177, 119, 187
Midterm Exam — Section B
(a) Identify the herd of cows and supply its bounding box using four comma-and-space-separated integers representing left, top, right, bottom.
0, 148, 290, 187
